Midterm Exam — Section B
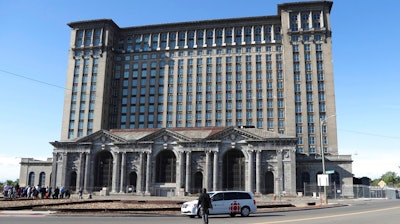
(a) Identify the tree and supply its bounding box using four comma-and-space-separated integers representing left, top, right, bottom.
0, 179, 19, 191
372, 171, 400, 187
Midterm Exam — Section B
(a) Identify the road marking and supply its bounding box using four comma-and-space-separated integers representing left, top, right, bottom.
254, 206, 400, 224
0, 210, 53, 217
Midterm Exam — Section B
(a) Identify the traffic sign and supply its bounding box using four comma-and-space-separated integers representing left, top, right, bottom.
326, 170, 334, 174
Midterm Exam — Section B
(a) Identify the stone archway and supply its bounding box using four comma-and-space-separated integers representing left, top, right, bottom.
222, 149, 245, 190
155, 150, 176, 183
94, 151, 113, 191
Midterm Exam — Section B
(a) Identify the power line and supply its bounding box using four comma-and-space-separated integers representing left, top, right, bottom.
0, 68, 66, 90
2, 68, 399, 141
339, 129, 400, 140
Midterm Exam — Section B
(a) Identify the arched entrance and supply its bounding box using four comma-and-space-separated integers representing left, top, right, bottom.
194, 171, 203, 193
129, 172, 137, 192
94, 151, 113, 191
222, 149, 245, 190
155, 150, 176, 183
70, 171, 77, 191
264, 171, 274, 194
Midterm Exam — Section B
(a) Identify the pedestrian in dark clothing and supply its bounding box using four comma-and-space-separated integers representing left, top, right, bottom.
53, 187, 59, 199
40, 187, 46, 199
197, 188, 213, 224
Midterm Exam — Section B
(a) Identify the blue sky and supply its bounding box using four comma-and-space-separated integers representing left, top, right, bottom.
1, 0, 399, 182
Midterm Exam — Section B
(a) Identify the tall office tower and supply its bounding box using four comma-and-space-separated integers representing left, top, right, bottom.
62, 1, 337, 156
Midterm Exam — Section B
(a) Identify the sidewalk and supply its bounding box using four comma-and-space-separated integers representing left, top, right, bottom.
0, 194, 346, 215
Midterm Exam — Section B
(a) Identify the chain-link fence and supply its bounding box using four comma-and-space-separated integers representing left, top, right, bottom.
301, 183, 400, 199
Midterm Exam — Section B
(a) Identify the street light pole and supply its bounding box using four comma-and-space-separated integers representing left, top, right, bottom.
320, 115, 335, 205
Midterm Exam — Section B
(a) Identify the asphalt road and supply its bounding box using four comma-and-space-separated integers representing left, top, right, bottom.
1, 199, 399, 224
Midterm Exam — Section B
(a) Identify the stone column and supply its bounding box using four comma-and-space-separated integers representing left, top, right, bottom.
298, 12, 301, 30
232, 27, 236, 45
145, 151, 151, 195
205, 151, 211, 190
137, 152, 144, 194
255, 150, 261, 195
77, 153, 84, 190
51, 152, 58, 188
111, 152, 120, 193
166, 32, 170, 50
193, 30, 197, 48
185, 151, 191, 193
241, 26, 245, 45
61, 152, 68, 187
320, 10, 325, 28
213, 151, 218, 191
84, 152, 91, 193
222, 28, 226, 46
99, 28, 104, 46
212, 28, 216, 46
248, 148, 254, 192
178, 151, 185, 192
157, 33, 161, 50
203, 29, 207, 47
271, 25, 275, 43
119, 152, 126, 193
175, 31, 179, 49
184, 31, 188, 48
261, 26, 265, 44
148, 33, 152, 49
251, 26, 255, 44
276, 149, 283, 196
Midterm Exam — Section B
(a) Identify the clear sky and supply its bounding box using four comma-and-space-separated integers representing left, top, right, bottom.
1, 0, 399, 182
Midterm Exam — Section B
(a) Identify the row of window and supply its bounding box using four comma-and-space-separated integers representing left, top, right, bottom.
289, 11, 324, 31
117, 25, 282, 49
75, 24, 286, 49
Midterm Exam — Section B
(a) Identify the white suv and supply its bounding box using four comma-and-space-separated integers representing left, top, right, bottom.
181, 191, 257, 218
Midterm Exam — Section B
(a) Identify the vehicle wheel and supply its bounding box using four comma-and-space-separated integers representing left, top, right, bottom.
229, 213, 236, 217
189, 215, 195, 218
240, 206, 250, 217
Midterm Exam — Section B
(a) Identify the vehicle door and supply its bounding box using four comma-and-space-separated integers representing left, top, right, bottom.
209, 192, 224, 214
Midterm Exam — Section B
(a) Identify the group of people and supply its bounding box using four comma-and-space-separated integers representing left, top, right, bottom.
2, 184, 71, 199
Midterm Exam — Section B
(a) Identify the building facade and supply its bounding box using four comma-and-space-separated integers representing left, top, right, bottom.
19, 158, 53, 188
50, 127, 299, 196
62, 1, 339, 156
21, 1, 354, 197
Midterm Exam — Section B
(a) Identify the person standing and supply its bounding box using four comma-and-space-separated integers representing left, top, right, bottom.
197, 188, 213, 224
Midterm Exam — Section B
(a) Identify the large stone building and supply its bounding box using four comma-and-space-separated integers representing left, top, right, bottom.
20, 1, 353, 197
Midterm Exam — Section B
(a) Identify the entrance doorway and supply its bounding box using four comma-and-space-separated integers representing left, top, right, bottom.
94, 151, 113, 191
222, 149, 245, 190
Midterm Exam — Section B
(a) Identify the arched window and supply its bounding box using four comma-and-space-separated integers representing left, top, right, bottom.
28, 172, 35, 186
39, 172, 46, 187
